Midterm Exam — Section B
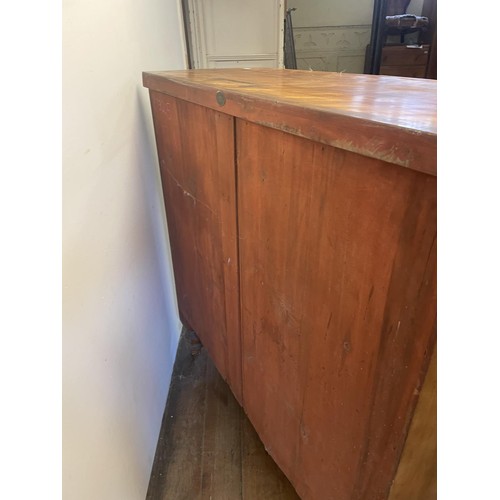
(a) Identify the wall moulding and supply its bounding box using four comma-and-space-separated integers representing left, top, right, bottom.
293, 24, 372, 73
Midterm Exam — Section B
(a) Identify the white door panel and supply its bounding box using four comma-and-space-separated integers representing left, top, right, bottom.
186, 0, 284, 69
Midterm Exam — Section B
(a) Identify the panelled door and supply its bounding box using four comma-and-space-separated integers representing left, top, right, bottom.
236, 119, 437, 499
149, 91, 243, 404
183, 0, 285, 69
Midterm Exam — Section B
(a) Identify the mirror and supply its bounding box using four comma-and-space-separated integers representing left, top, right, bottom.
285, 0, 436, 78
285, 0, 376, 74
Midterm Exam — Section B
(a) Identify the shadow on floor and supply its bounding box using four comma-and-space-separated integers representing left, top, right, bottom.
147, 328, 300, 500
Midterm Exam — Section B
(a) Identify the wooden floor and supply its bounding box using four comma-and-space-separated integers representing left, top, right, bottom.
147, 329, 300, 500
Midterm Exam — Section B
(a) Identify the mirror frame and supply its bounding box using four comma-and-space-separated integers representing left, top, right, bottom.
366, 0, 387, 74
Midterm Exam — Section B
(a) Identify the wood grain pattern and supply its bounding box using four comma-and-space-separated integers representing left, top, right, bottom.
143, 68, 437, 175
149, 92, 242, 403
200, 359, 243, 499
147, 331, 209, 499
388, 347, 437, 500
236, 119, 436, 500
147, 330, 299, 500
145, 69, 437, 500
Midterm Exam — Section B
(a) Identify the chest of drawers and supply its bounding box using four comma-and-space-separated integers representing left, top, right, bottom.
380, 44, 430, 78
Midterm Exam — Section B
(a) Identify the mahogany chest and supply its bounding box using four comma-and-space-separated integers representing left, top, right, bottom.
143, 68, 437, 500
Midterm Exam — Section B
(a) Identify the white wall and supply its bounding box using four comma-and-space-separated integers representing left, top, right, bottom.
63, 0, 186, 498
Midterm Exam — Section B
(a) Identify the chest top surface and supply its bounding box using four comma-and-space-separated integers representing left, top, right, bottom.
143, 68, 437, 175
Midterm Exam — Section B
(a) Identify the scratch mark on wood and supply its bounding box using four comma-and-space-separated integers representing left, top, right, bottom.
394, 321, 401, 343
364, 285, 374, 319
165, 167, 218, 217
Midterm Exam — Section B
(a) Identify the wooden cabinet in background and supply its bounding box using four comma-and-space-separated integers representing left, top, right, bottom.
144, 68, 437, 500
379, 44, 431, 78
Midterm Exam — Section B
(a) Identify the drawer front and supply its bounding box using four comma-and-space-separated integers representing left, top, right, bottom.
381, 45, 430, 66
380, 65, 427, 78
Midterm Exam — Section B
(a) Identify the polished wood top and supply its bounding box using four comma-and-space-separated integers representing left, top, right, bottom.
143, 68, 437, 175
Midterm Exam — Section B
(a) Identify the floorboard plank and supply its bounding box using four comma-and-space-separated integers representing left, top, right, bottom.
241, 416, 300, 500
147, 329, 299, 499
200, 360, 243, 499
147, 331, 208, 500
